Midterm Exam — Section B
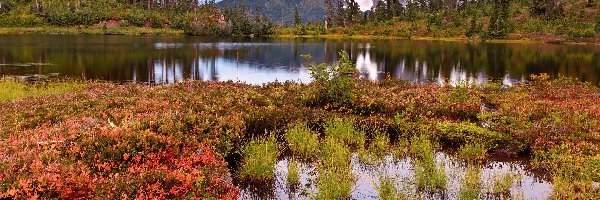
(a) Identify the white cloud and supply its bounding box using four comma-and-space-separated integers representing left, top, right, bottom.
356, 0, 373, 11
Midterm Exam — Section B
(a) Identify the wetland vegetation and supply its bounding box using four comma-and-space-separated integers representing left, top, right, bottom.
0, 53, 598, 199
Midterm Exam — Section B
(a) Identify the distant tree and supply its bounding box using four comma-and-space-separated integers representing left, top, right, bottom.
325, 0, 335, 25
346, 0, 361, 25
294, 7, 302, 26
488, 0, 511, 38
530, 0, 563, 19
334, 0, 346, 26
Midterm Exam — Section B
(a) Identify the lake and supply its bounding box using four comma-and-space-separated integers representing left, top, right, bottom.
1, 35, 599, 85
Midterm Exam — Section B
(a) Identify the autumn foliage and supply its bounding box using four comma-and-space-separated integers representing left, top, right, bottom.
0, 75, 598, 198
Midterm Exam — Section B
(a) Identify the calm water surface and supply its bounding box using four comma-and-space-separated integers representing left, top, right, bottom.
237, 153, 553, 200
1, 35, 599, 85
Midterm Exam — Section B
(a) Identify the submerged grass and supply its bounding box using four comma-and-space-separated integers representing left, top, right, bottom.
488, 173, 517, 197
0, 80, 84, 102
240, 137, 279, 182
316, 135, 355, 199
358, 132, 390, 164
315, 167, 355, 199
286, 160, 300, 186
411, 135, 448, 192
459, 166, 482, 200
320, 137, 352, 170
375, 175, 401, 200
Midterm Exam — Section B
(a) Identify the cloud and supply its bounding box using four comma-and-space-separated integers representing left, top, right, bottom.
356, 0, 373, 11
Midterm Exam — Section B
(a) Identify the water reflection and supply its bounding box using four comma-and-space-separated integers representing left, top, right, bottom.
0, 35, 598, 85
237, 153, 553, 200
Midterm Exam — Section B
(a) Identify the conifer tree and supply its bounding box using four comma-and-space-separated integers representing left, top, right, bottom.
294, 7, 302, 26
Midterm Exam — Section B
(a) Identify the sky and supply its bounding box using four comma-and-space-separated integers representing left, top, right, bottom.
356, 0, 374, 11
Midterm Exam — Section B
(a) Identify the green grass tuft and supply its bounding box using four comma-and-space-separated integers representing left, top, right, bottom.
240, 137, 278, 181
316, 167, 354, 199
375, 175, 401, 200
0, 80, 84, 102
324, 118, 365, 148
458, 143, 487, 161
286, 160, 300, 186
286, 123, 319, 159
458, 166, 481, 200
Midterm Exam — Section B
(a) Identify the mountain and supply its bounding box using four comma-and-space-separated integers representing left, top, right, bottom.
217, 0, 328, 25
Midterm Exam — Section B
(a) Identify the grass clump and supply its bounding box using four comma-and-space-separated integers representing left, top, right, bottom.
316, 136, 355, 199
320, 137, 352, 170
488, 173, 516, 196
286, 160, 300, 186
325, 118, 365, 148
375, 175, 401, 200
316, 168, 355, 199
240, 137, 279, 182
359, 132, 391, 164
411, 135, 447, 192
0, 80, 84, 102
286, 123, 319, 159
458, 166, 481, 200
458, 143, 487, 161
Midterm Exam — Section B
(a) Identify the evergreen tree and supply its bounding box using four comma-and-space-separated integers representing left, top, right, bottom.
346, 0, 361, 25
488, 0, 511, 38
294, 7, 302, 26
325, 0, 335, 25
334, 0, 346, 27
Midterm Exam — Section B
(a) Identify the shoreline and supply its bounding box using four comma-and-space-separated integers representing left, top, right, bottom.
1, 26, 598, 45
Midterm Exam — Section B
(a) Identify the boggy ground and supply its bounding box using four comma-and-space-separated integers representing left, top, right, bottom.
0, 74, 598, 199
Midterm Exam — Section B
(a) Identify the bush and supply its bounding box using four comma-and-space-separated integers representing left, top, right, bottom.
305, 51, 357, 108
0, 13, 45, 27
125, 9, 147, 27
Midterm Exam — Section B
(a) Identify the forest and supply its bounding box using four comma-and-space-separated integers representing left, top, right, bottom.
0, 0, 598, 41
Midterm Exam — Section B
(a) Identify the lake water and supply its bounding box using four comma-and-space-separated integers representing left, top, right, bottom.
1, 35, 599, 85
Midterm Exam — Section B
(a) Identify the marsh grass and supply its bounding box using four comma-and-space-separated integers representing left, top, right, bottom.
375, 175, 401, 200
411, 135, 447, 191
458, 143, 487, 161
488, 173, 516, 197
316, 135, 355, 199
0, 80, 84, 102
315, 167, 355, 199
458, 166, 481, 200
552, 175, 600, 199
320, 137, 351, 170
414, 160, 447, 192
359, 133, 390, 164
286, 160, 300, 186
286, 123, 319, 159
240, 137, 279, 181
324, 118, 365, 148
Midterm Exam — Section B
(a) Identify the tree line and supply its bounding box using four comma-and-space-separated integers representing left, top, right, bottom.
1, 0, 599, 38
